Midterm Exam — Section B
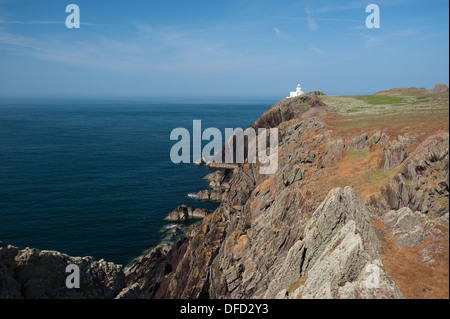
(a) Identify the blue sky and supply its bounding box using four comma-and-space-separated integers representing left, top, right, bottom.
0, 0, 448, 98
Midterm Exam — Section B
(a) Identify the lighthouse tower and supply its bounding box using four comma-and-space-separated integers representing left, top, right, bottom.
287, 84, 305, 98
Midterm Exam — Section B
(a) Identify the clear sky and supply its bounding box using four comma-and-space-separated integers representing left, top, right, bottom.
0, 0, 448, 99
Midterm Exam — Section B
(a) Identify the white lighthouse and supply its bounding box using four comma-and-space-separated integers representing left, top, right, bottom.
287, 84, 304, 99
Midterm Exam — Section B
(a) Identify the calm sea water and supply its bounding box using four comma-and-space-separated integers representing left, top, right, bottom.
0, 98, 274, 265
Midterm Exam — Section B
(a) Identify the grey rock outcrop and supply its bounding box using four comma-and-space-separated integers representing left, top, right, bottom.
197, 189, 224, 201
0, 243, 125, 299
120, 243, 175, 299
264, 187, 404, 299
166, 205, 210, 221
251, 92, 327, 129
428, 83, 449, 94
195, 170, 233, 203
379, 133, 449, 215
383, 207, 425, 247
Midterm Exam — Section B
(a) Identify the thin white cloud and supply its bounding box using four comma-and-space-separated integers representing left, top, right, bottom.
315, 2, 366, 14
0, 20, 60, 24
307, 18, 318, 31
358, 28, 419, 48
305, 8, 318, 31
281, 16, 357, 22
0, 23, 263, 75
308, 44, 324, 55
273, 27, 289, 39
316, 0, 413, 13
0, 19, 107, 26
0, 27, 41, 49
341, 28, 421, 49
351, 25, 367, 30
365, 36, 382, 48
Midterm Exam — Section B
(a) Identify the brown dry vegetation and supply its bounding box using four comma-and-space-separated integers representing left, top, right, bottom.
373, 218, 449, 299
315, 90, 449, 201
327, 147, 398, 201
317, 88, 449, 299
319, 89, 449, 134
320, 111, 449, 136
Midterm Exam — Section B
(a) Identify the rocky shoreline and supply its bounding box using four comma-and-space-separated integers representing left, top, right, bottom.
0, 242, 125, 299
165, 205, 211, 222
120, 89, 448, 299
0, 165, 228, 300
1, 87, 449, 299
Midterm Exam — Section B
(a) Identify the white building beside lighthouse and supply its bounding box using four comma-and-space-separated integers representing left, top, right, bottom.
287, 84, 304, 98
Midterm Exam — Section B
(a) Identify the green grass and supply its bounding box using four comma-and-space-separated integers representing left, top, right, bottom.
317, 91, 449, 131
367, 168, 395, 184
353, 95, 405, 105
345, 106, 369, 113
347, 148, 371, 160
437, 196, 449, 209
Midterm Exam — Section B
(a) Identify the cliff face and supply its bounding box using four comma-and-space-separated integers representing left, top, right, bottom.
124, 87, 449, 299
251, 91, 326, 130
1, 87, 448, 299
0, 244, 125, 299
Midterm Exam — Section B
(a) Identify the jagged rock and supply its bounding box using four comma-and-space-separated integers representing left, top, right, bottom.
251, 92, 326, 129
197, 190, 211, 200
192, 170, 232, 203
378, 133, 449, 215
308, 91, 326, 96
382, 140, 408, 171
265, 187, 403, 299
384, 207, 425, 247
348, 133, 369, 150
123, 242, 176, 299
115, 283, 145, 299
210, 190, 224, 202
428, 83, 449, 94
0, 245, 22, 299
197, 189, 225, 202
166, 205, 210, 221
194, 157, 204, 166
206, 170, 230, 190
0, 245, 125, 299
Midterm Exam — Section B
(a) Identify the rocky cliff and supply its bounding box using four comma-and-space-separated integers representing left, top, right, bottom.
1, 86, 448, 299
0, 243, 125, 299
121, 86, 449, 299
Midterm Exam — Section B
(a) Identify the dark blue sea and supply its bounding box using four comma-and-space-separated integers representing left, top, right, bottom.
0, 98, 274, 266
